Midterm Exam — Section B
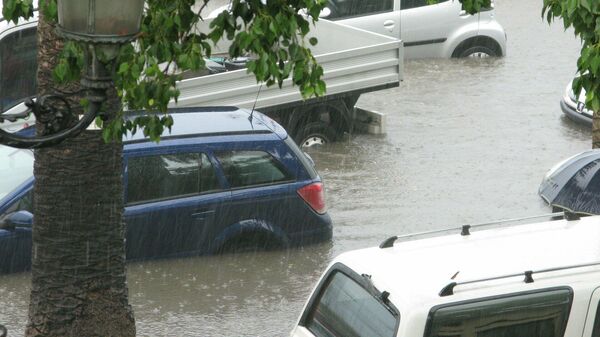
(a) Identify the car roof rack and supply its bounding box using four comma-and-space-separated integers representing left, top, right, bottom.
379, 211, 579, 249
439, 260, 600, 297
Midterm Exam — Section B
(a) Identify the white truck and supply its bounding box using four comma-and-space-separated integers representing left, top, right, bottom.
0, 10, 403, 147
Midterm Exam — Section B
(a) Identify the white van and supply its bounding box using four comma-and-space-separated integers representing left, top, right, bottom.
208, 0, 507, 59
320, 0, 507, 59
291, 213, 600, 337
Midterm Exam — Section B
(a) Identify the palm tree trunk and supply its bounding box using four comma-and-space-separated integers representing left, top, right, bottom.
594, 110, 600, 149
25, 3, 135, 336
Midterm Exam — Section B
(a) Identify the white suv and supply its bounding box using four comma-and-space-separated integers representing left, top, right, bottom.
322, 0, 506, 59
292, 213, 600, 337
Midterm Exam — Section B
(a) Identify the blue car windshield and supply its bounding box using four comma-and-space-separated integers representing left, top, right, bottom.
0, 145, 34, 199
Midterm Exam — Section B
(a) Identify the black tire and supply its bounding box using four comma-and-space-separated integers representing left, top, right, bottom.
295, 122, 337, 148
217, 232, 282, 254
453, 38, 501, 58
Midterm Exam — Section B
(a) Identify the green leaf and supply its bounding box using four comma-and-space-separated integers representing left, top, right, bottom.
53, 61, 68, 83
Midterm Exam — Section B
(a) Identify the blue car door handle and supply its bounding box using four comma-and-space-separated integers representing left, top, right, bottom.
191, 209, 215, 219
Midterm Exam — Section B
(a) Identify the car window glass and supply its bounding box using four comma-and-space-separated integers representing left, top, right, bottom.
0, 27, 37, 112
127, 152, 219, 204
326, 0, 393, 20
426, 289, 572, 337
305, 271, 398, 337
401, 0, 449, 10
591, 301, 600, 337
284, 137, 318, 180
216, 151, 291, 188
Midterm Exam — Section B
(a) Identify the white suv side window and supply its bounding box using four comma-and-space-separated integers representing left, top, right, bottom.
426, 288, 572, 337
303, 269, 399, 337
326, 0, 394, 20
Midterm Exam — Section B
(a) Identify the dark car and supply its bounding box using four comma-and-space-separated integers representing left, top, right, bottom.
0, 107, 332, 274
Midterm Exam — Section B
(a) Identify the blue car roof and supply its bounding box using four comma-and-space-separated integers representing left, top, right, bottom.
125, 107, 287, 142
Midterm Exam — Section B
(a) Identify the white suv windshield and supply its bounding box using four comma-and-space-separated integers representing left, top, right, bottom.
0, 145, 34, 199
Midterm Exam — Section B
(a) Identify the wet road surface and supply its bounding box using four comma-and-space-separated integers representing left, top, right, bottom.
0, 0, 591, 335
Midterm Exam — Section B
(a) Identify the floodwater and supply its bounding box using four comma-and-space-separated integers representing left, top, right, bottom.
0, 0, 590, 336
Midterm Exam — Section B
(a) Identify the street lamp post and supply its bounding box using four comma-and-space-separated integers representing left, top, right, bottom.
0, 0, 144, 149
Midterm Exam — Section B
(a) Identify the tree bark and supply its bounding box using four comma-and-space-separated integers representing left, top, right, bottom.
25, 2, 135, 336
593, 110, 600, 149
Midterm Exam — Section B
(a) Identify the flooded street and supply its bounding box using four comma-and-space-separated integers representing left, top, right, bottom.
0, 0, 591, 336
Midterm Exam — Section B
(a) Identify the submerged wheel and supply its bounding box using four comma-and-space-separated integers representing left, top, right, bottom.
217, 232, 283, 254
452, 37, 501, 58
296, 122, 337, 149
458, 45, 497, 58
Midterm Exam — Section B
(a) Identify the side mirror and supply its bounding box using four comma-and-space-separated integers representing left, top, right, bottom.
0, 210, 33, 230
319, 7, 332, 18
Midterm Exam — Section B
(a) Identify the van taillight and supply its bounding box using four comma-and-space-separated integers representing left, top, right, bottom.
297, 182, 326, 214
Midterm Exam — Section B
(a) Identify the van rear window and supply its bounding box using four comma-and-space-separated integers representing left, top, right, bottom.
306, 271, 398, 337
425, 288, 572, 337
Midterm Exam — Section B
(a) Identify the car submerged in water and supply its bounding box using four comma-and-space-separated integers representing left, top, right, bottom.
0, 108, 333, 274
291, 214, 600, 337
561, 78, 592, 126
210, 0, 507, 59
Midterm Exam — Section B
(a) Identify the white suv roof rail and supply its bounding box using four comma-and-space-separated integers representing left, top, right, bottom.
379, 211, 580, 249
439, 259, 600, 297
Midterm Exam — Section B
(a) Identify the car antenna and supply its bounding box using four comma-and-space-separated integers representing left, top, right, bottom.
248, 83, 263, 123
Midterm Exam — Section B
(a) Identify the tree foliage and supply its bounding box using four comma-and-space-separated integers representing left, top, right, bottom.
2, 0, 327, 142
543, 0, 600, 113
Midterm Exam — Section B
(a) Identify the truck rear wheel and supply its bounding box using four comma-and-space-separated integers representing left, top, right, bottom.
296, 122, 337, 148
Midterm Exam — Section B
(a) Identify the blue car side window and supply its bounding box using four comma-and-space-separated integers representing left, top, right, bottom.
216, 150, 292, 189
126, 152, 220, 204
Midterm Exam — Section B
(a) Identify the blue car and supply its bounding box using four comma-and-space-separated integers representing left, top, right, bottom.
0, 107, 332, 274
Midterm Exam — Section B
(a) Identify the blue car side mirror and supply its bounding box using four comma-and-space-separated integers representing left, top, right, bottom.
0, 210, 33, 230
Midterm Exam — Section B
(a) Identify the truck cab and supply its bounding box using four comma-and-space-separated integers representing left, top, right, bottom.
0, 13, 37, 131
292, 214, 600, 337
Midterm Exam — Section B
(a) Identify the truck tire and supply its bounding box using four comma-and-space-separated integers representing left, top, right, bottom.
296, 122, 337, 148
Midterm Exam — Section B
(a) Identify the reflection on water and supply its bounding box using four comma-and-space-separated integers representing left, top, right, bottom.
0, 0, 594, 335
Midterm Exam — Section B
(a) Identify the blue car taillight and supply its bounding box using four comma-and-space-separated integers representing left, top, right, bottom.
297, 182, 326, 214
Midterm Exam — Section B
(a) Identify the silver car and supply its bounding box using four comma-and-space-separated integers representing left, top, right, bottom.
320, 0, 507, 59
561, 78, 591, 125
